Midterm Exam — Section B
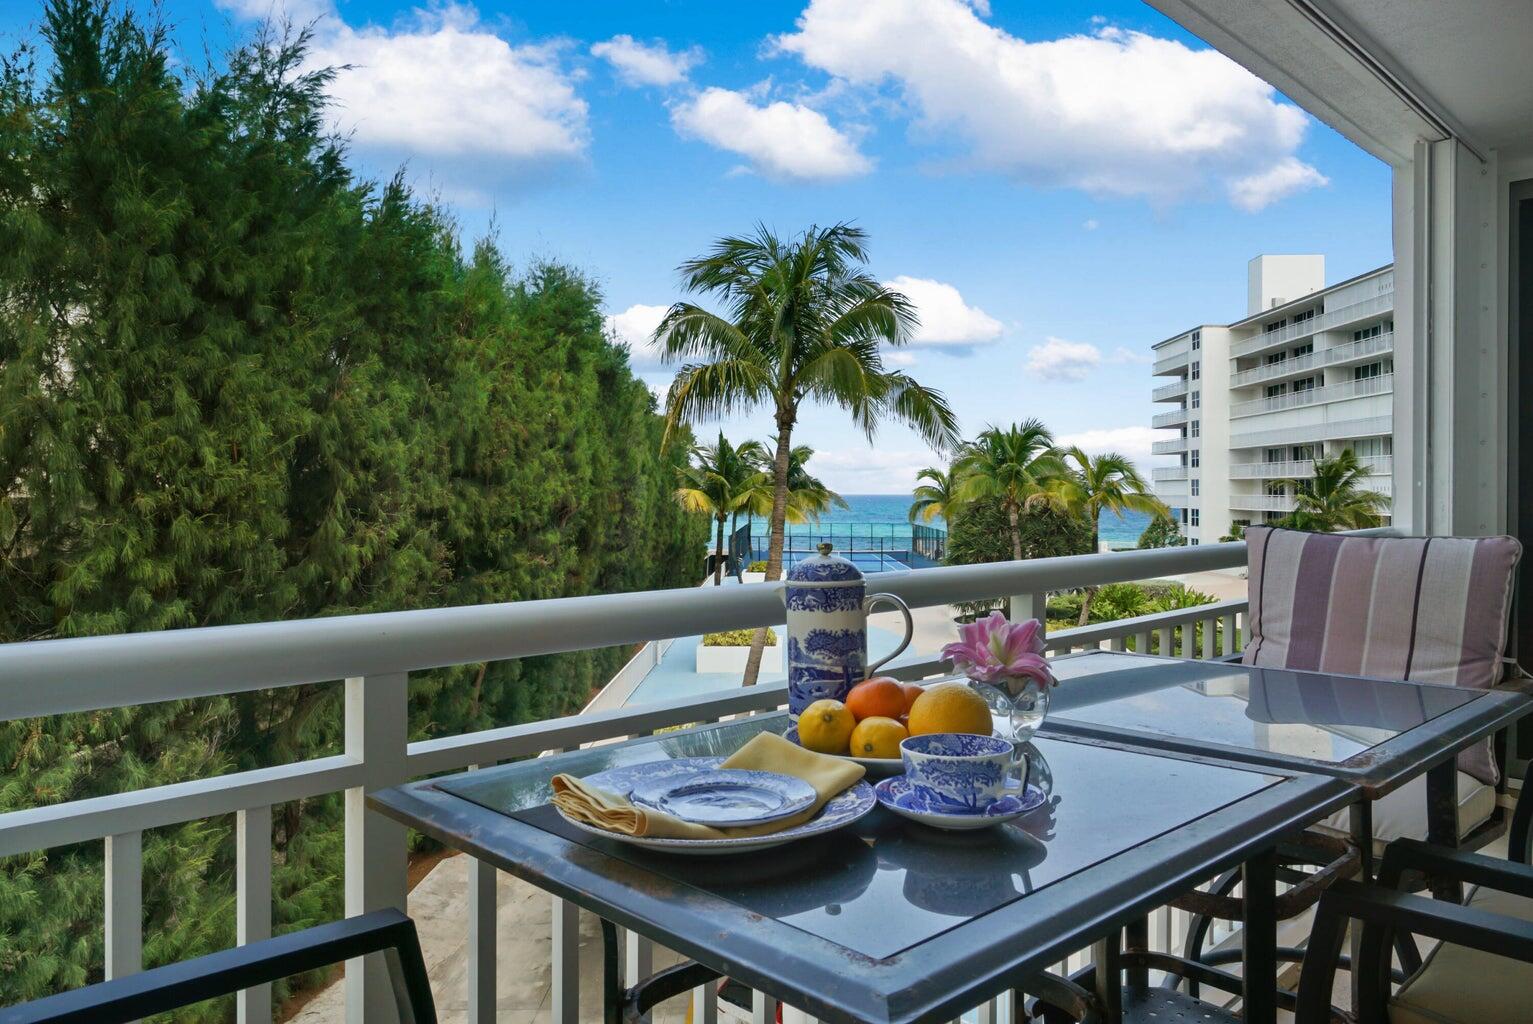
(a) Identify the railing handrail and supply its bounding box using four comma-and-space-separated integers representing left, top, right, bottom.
1230, 372, 1393, 418
1229, 331, 1393, 388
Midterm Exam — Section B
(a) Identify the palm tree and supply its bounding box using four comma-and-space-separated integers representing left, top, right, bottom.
659, 223, 960, 683
908, 465, 961, 524
1059, 447, 1169, 624
1279, 448, 1390, 531
675, 433, 772, 585
780, 443, 848, 524
952, 421, 1070, 562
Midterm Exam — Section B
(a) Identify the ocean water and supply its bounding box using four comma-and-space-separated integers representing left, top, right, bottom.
742, 495, 1153, 552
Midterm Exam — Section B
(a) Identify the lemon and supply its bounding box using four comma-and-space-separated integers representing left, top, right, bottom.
848, 716, 907, 759
906, 682, 993, 737
797, 699, 856, 753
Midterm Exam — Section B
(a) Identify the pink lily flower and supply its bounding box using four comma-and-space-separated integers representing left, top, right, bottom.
941, 611, 1056, 690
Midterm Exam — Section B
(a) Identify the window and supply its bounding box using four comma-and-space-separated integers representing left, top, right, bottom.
1352, 437, 1392, 458
1190, 538, 1199, 546
1264, 447, 1285, 464
1191, 390, 1201, 409
1353, 324, 1383, 341
1292, 377, 1317, 393
1266, 383, 1289, 399
1191, 479, 1200, 496
1191, 361, 1201, 381
1191, 331, 1201, 351
1264, 318, 1288, 334
1190, 420, 1200, 438
1190, 509, 1200, 526
1265, 482, 1287, 497
1293, 342, 1314, 357
1181, 508, 1189, 525
1190, 450, 1200, 468
1292, 308, 1315, 324
1291, 445, 1316, 461
1354, 362, 1384, 380
1264, 351, 1288, 366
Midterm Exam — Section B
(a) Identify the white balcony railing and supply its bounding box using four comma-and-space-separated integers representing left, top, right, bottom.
1230, 414, 1392, 450
1229, 332, 1394, 388
0, 539, 1288, 1024
1229, 492, 1299, 512
1229, 456, 1392, 480
1229, 291, 1394, 359
1151, 465, 1190, 481
1154, 491, 1192, 507
1230, 373, 1394, 418
1152, 407, 1190, 428
1153, 347, 1191, 374
1153, 378, 1189, 401
1151, 436, 1195, 455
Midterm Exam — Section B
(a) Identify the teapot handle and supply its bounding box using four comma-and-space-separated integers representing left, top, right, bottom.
863, 592, 913, 677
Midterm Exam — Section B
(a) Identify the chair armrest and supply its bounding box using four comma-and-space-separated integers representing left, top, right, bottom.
1297, 879, 1533, 1024
0, 909, 434, 1024
1378, 838, 1533, 898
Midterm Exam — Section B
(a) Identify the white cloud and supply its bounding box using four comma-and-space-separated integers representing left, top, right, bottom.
605, 303, 671, 365
216, 0, 333, 22
805, 447, 943, 493
671, 87, 872, 181
883, 276, 1002, 350
1083, 218, 1100, 231
1025, 337, 1101, 381
1228, 157, 1330, 211
884, 350, 918, 367
591, 35, 702, 87
1109, 345, 1152, 364
776, 0, 1327, 209
1056, 426, 1166, 467
304, 6, 587, 168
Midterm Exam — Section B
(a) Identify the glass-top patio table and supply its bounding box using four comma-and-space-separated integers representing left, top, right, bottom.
369, 712, 1352, 1024
1042, 651, 1533, 858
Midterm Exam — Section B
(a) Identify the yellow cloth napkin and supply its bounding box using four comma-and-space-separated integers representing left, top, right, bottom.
550, 732, 866, 841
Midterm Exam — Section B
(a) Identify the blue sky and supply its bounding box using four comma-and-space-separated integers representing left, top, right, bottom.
1, 0, 1394, 493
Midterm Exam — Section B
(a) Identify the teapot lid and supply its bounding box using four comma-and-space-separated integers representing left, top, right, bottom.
786, 543, 863, 583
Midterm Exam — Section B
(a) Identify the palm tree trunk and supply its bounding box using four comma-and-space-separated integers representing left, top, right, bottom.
713, 513, 726, 585
1007, 501, 1023, 562
1078, 522, 1100, 626
743, 421, 795, 686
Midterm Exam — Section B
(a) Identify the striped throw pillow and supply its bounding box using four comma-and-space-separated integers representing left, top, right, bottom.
1244, 526, 1521, 784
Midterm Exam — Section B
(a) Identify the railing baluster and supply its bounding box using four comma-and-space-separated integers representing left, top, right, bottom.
1010, 592, 1047, 633
1134, 631, 1150, 656
1156, 626, 1172, 658
345, 672, 410, 1024
1110, 635, 1126, 652
692, 982, 719, 1024
1201, 616, 1216, 660
105, 830, 142, 984
752, 990, 779, 1024
626, 930, 653, 1021
236, 805, 273, 1024
551, 896, 580, 1024
1222, 612, 1238, 656
468, 851, 497, 1024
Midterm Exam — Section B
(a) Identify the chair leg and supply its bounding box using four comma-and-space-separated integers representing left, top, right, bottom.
383, 928, 437, 1024
1178, 867, 1241, 996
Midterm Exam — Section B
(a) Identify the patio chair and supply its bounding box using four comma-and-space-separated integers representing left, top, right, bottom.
0, 909, 435, 1024
1293, 764, 1533, 1023
1145, 528, 1520, 1011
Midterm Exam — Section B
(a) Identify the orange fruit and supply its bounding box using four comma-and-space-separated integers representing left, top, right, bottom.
845, 677, 907, 721
900, 683, 924, 715
798, 699, 856, 753
906, 682, 993, 737
848, 716, 908, 759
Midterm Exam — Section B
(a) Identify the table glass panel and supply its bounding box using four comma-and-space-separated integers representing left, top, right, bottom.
439, 717, 1278, 960
1049, 652, 1480, 763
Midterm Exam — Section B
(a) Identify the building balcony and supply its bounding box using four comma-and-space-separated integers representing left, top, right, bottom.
1151, 465, 1190, 481
1229, 492, 1299, 512
1153, 345, 1191, 375
1229, 414, 1392, 450
1229, 456, 1392, 481
1229, 332, 1394, 388
1152, 407, 1190, 428
1230, 373, 1393, 418
1154, 490, 1191, 507
1229, 290, 1394, 359
1153, 378, 1189, 402
1151, 436, 1194, 455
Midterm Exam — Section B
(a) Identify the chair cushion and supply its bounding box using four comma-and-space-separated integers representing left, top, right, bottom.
1389, 883, 1533, 1024
1310, 769, 1496, 856
1244, 527, 1521, 784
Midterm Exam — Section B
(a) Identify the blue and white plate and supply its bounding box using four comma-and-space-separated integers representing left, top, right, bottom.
629, 768, 816, 827
558, 756, 876, 857
874, 774, 1046, 831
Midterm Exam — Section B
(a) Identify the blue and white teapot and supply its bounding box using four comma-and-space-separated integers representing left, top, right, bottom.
783, 544, 913, 720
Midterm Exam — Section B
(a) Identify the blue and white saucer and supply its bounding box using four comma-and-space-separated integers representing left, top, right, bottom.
874, 775, 1045, 831
629, 768, 816, 827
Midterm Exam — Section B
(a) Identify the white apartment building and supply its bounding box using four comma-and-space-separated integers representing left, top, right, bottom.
1150, 255, 1394, 544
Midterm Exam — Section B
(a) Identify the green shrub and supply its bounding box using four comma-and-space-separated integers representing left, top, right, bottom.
747, 560, 769, 573
702, 627, 778, 646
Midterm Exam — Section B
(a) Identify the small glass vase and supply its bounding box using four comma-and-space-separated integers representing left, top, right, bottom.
966, 675, 1051, 745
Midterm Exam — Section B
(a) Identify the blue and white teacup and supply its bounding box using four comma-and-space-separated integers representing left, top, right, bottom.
900, 733, 1028, 814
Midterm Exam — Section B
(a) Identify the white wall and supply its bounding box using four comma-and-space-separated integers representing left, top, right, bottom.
1247, 255, 1326, 316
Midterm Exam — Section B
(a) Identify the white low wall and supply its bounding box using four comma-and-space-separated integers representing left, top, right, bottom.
696, 640, 782, 673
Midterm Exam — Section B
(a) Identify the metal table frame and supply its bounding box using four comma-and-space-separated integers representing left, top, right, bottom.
370, 716, 1353, 1024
